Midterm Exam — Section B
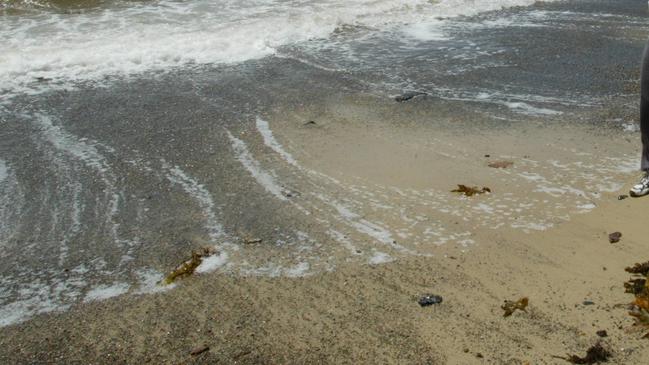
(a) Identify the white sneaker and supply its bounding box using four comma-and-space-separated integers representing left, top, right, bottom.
630, 171, 649, 197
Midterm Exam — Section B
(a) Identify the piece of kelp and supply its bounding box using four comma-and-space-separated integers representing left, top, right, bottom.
554, 343, 611, 364
451, 185, 491, 197
624, 278, 647, 295
623, 260, 649, 338
625, 261, 649, 276
162, 247, 216, 285
501, 297, 528, 317
487, 161, 514, 169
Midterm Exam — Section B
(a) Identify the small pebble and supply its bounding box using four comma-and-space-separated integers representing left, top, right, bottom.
418, 294, 443, 307
583, 300, 595, 306
190, 345, 209, 356
608, 231, 622, 243
596, 330, 608, 337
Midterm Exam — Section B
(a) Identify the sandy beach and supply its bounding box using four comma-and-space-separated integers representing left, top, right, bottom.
2, 0, 649, 363
2, 95, 649, 364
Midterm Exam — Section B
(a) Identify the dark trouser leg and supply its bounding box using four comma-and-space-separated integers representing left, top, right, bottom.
641, 39, 649, 170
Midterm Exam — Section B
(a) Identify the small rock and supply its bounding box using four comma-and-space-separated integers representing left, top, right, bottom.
608, 231, 622, 243
418, 294, 443, 307
244, 238, 262, 244
618, 194, 628, 200
583, 300, 595, 306
484, 154, 490, 158
303, 120, 317, 126
596, 330, 608, 337
190, 345, 209, 356
476, 352, 484, 358
395, 91, 426, 102
463, 348, 470, 353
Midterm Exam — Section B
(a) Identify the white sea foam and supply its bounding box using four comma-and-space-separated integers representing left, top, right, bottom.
227, 130, 287, 201
195, 251, 229, 274
0, 0, 558, 98
285, 262, 310, 277
504, 101, 562, 116
0, 159, 7, 183
368, 251, 394, 265
623, 122, 640, 132
165, 165, 224, 241
255, 117, 299, 167
84, 282, 130, 302
134, 269, 171, 294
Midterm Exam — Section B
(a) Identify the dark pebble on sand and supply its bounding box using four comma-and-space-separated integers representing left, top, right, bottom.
608, 231, 622, 243
596, 330, 608, 337
583, 300, 595, 306
395, 91, 426, 102
418, 294, 443, 307
618, 194, 628, 200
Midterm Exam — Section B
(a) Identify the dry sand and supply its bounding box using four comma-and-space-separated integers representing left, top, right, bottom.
1, 95, 649, 364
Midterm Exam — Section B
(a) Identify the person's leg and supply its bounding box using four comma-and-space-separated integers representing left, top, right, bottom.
641, 38, 649, 170
631, 38, 649, 196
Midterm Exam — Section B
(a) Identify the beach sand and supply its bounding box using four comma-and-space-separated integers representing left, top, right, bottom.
2, 93, 649, 364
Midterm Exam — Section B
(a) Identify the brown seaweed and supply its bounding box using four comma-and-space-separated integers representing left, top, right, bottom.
451, 185, 491, 197
487, 161, 514, 168
624, 278, 647, 295
501, 297, 528, 317
623, 260, 649, 338
625, 261, 649, 276
162, 247, 216, 285
554, 342, 611, 364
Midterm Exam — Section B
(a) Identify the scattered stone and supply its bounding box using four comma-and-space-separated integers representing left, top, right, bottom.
190, 345, 210, 356
484, 154, 490, 158
303, 120, 317, 126
582, 300, 595, 306
476, 353, 484, 358
244, 238, 262, 244
608, 232, 622, 243
596, 330, 608, 338
502, 297, 528, 317
35, 76, 51, 82
618, 194, 628, 200
463, 348, 470, 353
488, 161, 514, 169
418, 294, 443, 307
395, 91, 426, 102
